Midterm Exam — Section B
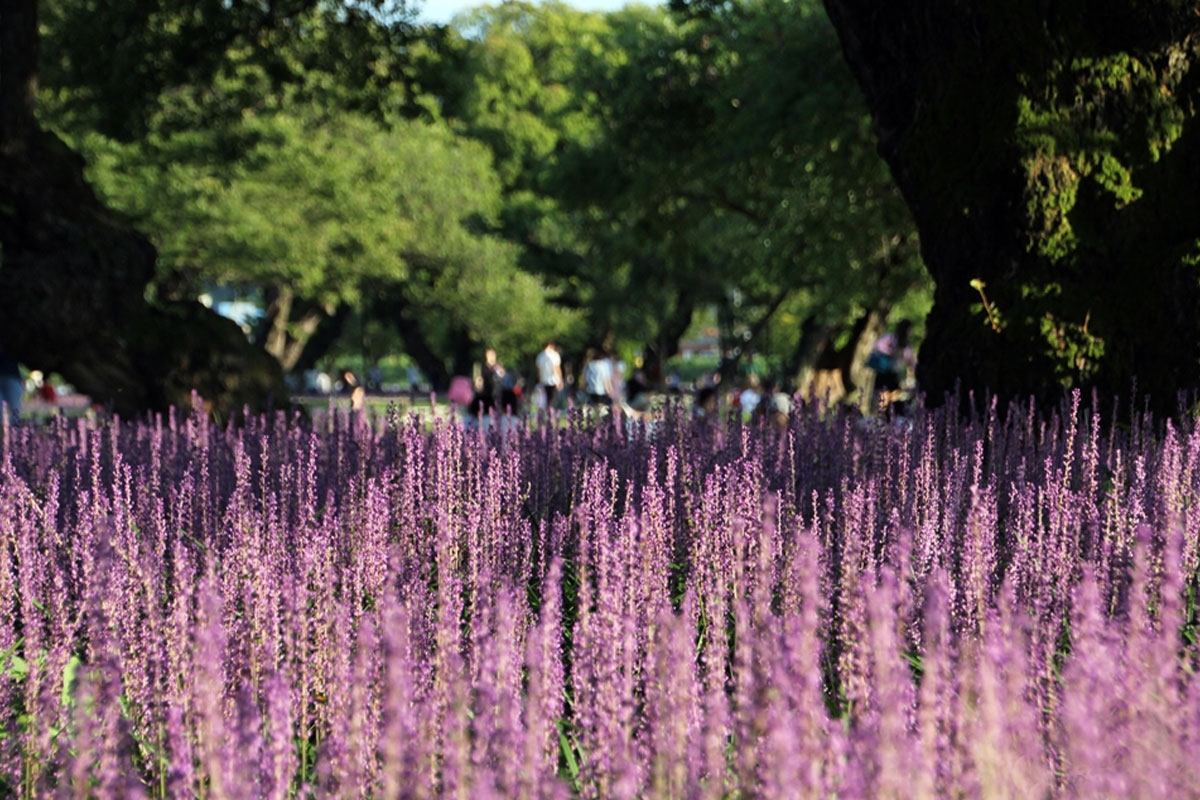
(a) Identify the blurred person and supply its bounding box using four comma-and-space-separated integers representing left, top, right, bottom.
474, 347, 505, 419
500, 371, 522, 418
448, 374, 475, 407
27, 370, 56, 404
626, 369, 651, 413
693, 385, 719, 421
535, 340, 564, 409
738, 374, 762, 420
39, 378, 57, 404
339, 367, 366, 411
612, 359, 627, 405
0, 346, 21, 425
583, 348, 614, 408
755, 376, 792, 431
616, 368, 653, 424
407, 364, 423, 400
867, 320, 916, 414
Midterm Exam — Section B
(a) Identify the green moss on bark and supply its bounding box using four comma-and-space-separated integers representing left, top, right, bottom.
823, 1, 1200, 414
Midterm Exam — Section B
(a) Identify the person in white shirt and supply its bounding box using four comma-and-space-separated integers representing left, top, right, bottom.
583, 348, 614, 407
535, 340, 563, 409
738, 374, 762, 420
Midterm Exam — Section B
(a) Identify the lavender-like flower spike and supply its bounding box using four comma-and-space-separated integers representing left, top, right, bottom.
0, 386, 1195, 796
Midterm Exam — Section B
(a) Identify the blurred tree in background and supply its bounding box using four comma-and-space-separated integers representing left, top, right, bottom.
572, 0, 927, 388
431, 0, 927, 390
0, 0, 298, 416
41, 0, 577, 389
12, 0, 1200, 414
4, 0, 933, 412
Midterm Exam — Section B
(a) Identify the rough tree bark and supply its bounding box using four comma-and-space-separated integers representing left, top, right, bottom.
822, 1, 1200, 415
0, 0, 287, 418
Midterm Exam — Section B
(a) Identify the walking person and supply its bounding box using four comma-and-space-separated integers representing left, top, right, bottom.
866, 320, 916, 415
582, 348, 614, 409
339, 367, 366, 412
738, 374, 762, 421
474, 348, 506, 423
535, 340, 564, 410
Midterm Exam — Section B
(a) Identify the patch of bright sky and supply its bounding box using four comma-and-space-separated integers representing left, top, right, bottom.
414, 0, 641, 25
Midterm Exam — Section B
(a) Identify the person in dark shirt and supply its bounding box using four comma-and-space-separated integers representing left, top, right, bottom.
0, 346, 23, 425
867, 320, 916, 414
626, 369, 650, 412
475, 348, 505, 418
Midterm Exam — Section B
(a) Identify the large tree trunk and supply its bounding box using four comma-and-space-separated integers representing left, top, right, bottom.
822, 1, 1200, 416
0, 0, 286, 418
382, 297, 453, 390
292, 306, 351, 376
642, 292, 696, 386
0, 0, 37, 149
0, 133, 287, 418
784, 312, 828, 384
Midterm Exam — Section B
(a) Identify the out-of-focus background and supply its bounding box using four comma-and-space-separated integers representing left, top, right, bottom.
4, 0, 1200, 422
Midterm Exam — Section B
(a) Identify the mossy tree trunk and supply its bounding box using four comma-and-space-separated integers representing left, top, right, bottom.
822, 1, 1200, 415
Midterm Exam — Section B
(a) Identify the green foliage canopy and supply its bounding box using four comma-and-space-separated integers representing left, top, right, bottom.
31, 0, 928, 392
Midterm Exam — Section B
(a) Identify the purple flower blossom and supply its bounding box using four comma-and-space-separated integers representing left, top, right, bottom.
0, 396, 1194, 796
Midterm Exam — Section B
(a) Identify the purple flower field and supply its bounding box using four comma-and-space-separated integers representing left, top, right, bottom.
0, 394, 1197, 798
